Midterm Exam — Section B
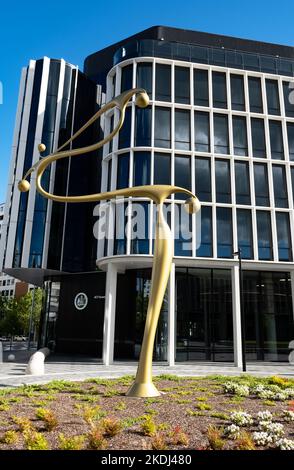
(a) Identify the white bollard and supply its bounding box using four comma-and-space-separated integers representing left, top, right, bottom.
25, 347, 50, 375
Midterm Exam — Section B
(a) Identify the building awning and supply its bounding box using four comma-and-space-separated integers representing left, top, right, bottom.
3, 268, 67, 287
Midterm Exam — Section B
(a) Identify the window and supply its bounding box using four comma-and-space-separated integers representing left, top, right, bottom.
237, 209, 253, 259
254, 163, 269, 206
175, 110, 191, 150
194, 69, 209, 106
251, 118, 266, 157
133, 152, 151, 186
155, 64, 171, 101
269, 121, 284, 159
121, 65, 133, 92
109, 114, 114, 153
135, 106, 151, 146
130, 202, 149, 254
195, 157, 211, 202
175, 155, 191, 199
214, 114, 229, 154
107, 159, 112, 191
196, 206, 212, 257
174, 204, 192, 256
194, 111, 210, 152
283, 82, 294, 117
248, 77, 263, 113
287, 123, 294, 161
235, 161, 251, 204
266, 80, 280, 115
154, 153, 171, 185
233, 116, 248, 156
217, 207, 233, 258
136, 62, 152, 97
230, 74, 245, 111
276, 212, 292, 261
215, 159, 231, 203
175, 67, 190, 104
154, 107, 171, 148
212, 72, 227, 109
256, 211, 273, 260
272, 165, 288, 208
116, 153, 129, 189
291, 168, 294, 204
118, 106, 131, 149
114, 202, 127, 255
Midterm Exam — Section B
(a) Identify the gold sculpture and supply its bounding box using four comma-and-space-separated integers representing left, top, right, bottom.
18, 88, 201, 397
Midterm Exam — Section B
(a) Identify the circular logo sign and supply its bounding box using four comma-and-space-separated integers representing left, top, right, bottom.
74, 292, 88, 311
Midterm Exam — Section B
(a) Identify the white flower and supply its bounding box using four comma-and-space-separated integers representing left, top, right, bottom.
253, 431, 273, 446
224, 424, 241, 439
230, 411, 253, 426
258, 421, 284, 438
275, 438, 294, 450
284, 388, 294, 398
256, 411, 273, 422
223, 382, 250, 397
282, 410, 294, 422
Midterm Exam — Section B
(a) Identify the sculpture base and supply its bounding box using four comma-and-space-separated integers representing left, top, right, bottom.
126, 381, 161, 398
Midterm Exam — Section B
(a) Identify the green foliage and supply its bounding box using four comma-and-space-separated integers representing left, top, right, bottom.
151, 432, 168, 450
196, 402, 212, 411
12, 416, 33, 433
234, 431, 256, 450
0, 430, 18, 444
141, 415, 157, 436
24, 430, 49, 450
101, 417, 122, 437
58, 433, 85, 450
87, 426, 107, 450
36, 408, 58, 431
115, 401, 126, 411
81, 405, 106, 424
206, 425, 225, 450
170, 425, 189, 445
262, 400, 276, 406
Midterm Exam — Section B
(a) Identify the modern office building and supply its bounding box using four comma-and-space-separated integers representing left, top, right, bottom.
0, 202, 16, 297
1, 26, 294, 365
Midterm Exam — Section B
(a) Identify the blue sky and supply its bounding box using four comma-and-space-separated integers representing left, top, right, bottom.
0, 0, 293, 202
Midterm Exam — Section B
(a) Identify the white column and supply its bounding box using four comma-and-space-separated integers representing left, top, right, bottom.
290, 272, 294, 324
102, 263, 118, 366
231, 265, 243, 368
168, 263, 175, 366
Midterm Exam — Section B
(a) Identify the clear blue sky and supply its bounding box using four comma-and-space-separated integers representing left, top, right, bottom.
0, 0, 293, 203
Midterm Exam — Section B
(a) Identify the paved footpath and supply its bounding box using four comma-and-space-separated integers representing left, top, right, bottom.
0, 350, 293, 388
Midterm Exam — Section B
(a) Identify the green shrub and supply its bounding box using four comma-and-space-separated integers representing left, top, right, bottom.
141, 416, 157, 436
170, 425, 189, 446
87, 426, 107, 450
101, 417, 122, 437
58, 433, 85, 450
196, 403, 212, 411
234, 431, 256, 450
24, 430, 49, 450
115, 401, 126, 411
36, 408, 58, 431
151, 432, 168, 450
12, 416, 33, 433
206, 425, 225, 450
210, 412, 229, 420
0, 430, 18, 444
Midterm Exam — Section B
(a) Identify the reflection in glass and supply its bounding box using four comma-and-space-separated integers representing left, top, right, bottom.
175, 110, 191, 150
135, 106, 151, 147
217, 207, 233, 258
272, 165, 288, 207
118, 106, 131, 149
237, 209, 253, 259
276, 212, 292, 261
174, 204, 192, 256
196, 206, 212, 257
266, 80, 280, 115
133, 152, 151, 186
194, 69, 209, 106
175, 155, 191, 199
283, 82, 294, 117
287, 123, 294, 161
155, 64, 171, 101
230, 74, 245, 111
212, 72, 227, 109
130, 202, 149, 254
256, 211, 273, 260
194, 111, 210, 152
214, 114, 229, 154
195, 157, 211, 202
233, 116, 248, 156
215, 159, 231, 203
136, 62, 152, 96
175, 66, 190, 104
114, 202, 127, 255
154, 107, 171, 148
248, 77, 263, 113
121, 64, 133, 92
235, 161, 250, 204
269, 120, 284, 159
154, 153, 171, 185
254, 163, 269, 206
251, 118, 266, 157
116, 153, 129, 189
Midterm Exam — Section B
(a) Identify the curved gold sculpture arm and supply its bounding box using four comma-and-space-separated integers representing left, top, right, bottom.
18, 87, 201, 397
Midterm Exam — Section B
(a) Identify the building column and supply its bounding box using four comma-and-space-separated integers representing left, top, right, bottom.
102, 263, 117, 366
168, 263, 175, 366
231, 265, 243, 368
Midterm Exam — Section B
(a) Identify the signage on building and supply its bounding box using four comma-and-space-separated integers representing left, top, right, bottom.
74, 292, 88, 310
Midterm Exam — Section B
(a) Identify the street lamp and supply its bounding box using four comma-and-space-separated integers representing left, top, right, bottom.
233, 248, 246, 372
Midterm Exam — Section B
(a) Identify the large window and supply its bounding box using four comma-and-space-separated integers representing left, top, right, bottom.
287, 123, 294, 161
196, 206, 212, 257
291, 167, 294, 204
195, 157, 211, 202
248, 77, 263, 113
154, 107, 171, 148
155, 64, 171, 101
251, 118, 266, 157
121, 65, 133, 92
254, 163, 270, 206
136, 62, 152, 97
118, 106, 131, 149
276, 212, 292, 261
174, 205, 192, 256
175, 110, 191, 150
233, 116, 248, 156
266, 79, 280, 115
214, 114, 229, 154
116, 153, 129, 189
283, 82, 294, 117
133, 152, 151, 186
235, 161, 250, 205
194, 69, 209, 106
175, 155, 191, 199
230, 74, 245, 111
237, 209, 253, 259
130, 202, 149, 254
154, 153, 171, 185
175, 66, 190, 104
215, 159, 231, 203
212, 72, 227, 109
194, 111, 210, 152
272, 165, 288, 208
135, 107, 151, 147
217, 207, 233, 258
114, 202, 127, 255
269, 120, 284, 159
256, 211, 273, 260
